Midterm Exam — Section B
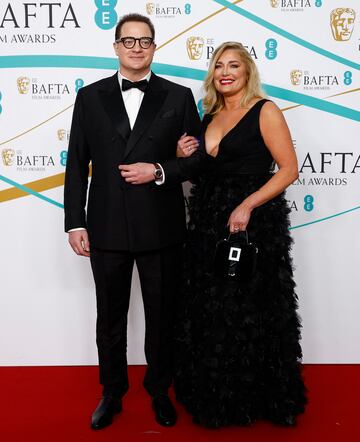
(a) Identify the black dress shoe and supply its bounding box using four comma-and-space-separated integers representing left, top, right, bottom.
91, 397, 122, 430
152, 394, 177, 427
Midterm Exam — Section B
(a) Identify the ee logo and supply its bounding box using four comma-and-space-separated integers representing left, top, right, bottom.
304, 195, 314, 212
75, 78, 84, 93
60, 151, 68, 167
344, 71, 352, 86
265, 39, 277, 60
94, 0, 118, 30
184, 4, 191, 14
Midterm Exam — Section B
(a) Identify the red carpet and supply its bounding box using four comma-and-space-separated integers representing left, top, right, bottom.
1, 365, 359, 441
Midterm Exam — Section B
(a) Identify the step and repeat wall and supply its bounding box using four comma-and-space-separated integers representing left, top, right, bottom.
0, 0, 359, 365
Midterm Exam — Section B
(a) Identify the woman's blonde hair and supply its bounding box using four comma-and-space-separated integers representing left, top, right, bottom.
203, 41, 265, 115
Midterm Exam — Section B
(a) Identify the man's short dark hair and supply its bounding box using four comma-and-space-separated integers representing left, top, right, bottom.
115, 13, 155, 41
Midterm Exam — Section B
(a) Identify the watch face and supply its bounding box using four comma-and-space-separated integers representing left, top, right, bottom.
155, 168, 163, 179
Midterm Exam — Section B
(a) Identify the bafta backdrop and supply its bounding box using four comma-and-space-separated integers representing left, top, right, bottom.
0, 0, 359, 365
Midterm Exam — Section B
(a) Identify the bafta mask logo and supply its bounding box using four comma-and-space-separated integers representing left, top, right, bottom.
330, 8, 356, 41
57, 129, 66, 141
2, 148, 15, 166
290, 70, 303, 86
146, 3, 155, 15
186, 36, 205, 60
17, 77, 30, 94
270, 0, 279, 7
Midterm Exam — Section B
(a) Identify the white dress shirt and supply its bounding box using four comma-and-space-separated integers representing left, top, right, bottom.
118, 71, 151, 130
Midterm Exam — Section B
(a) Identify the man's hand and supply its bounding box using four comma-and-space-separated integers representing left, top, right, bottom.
119, 163, 155, 184
68, 230, 90, 257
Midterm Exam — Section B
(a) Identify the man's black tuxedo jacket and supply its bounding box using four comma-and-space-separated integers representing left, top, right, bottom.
64, 72, 203, 252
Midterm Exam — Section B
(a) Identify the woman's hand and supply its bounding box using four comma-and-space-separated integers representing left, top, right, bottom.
227, 201, 253, 233
176, 132, 199, 158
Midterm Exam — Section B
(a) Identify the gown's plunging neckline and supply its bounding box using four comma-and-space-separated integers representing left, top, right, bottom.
205, 99, 265, 158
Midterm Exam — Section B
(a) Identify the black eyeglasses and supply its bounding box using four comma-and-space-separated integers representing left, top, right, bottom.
115, 37, 154, 49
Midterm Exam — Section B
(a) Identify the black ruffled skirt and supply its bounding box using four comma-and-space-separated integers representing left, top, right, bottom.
174, 174, 307, 428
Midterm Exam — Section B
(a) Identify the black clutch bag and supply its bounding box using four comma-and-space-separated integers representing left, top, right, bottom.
213, 231, 258, 282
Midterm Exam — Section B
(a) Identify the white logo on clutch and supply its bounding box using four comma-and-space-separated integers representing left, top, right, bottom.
229, 247, 241, 262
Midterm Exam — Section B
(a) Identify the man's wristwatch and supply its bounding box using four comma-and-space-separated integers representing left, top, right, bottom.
153, 163, 163, 182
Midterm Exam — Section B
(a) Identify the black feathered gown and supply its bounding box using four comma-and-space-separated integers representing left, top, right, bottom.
174, 100, 307, 428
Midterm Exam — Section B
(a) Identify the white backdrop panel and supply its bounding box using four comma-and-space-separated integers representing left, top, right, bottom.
0, 0, 359, 365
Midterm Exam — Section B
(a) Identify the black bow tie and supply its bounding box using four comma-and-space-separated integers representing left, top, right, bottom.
122, 78, 149, 92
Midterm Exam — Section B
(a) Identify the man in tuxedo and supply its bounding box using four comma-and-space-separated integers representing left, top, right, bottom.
64, 13, 202, 430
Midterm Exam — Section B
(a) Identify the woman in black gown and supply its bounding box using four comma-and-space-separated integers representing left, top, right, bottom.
174, 42, 307, 428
